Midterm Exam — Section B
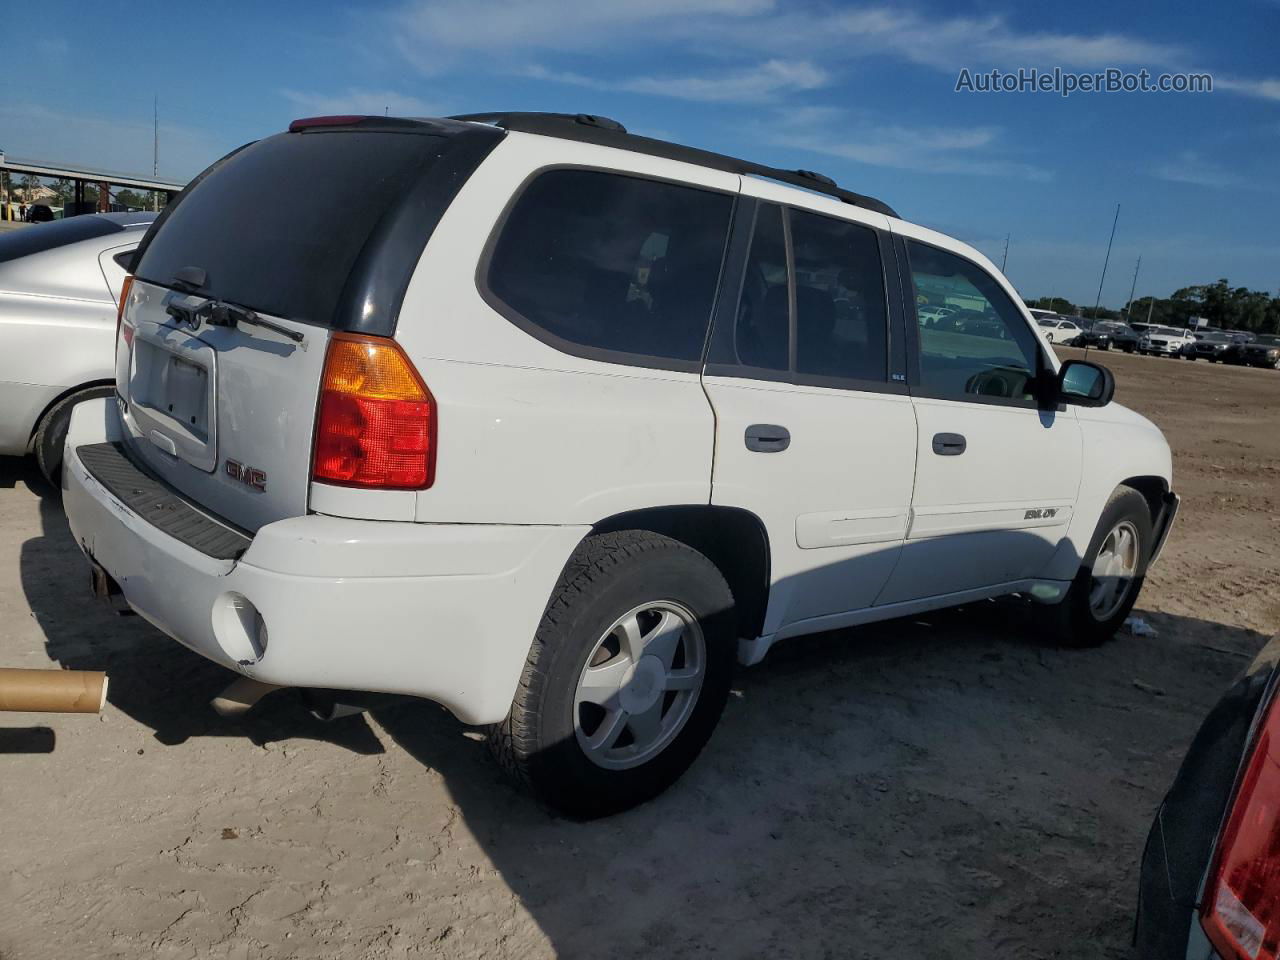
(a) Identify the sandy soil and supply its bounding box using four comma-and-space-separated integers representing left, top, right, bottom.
1, 348, 1277, 960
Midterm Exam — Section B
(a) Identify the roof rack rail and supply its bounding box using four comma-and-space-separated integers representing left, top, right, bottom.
448, 111, 898, 218
452, 112, 627, 133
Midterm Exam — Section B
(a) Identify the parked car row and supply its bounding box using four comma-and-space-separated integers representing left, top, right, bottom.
1029, 310, 1278, 369
4, 112, 1179, 820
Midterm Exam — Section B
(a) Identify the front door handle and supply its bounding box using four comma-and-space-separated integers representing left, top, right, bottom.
932, 432, 966, 456
745, 424, 790, 453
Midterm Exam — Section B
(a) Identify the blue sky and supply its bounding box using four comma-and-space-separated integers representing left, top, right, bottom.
4, 0, 1277, 307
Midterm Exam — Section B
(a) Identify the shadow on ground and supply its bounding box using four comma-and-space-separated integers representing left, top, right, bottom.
11, 456, 383, 754
11, 452, 1270, 958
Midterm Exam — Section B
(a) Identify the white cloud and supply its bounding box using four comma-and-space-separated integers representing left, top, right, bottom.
528, 59, 829, 104
715, 8, 1184, 70
280, 88, 439, 117
764, 108, 1052, 180
383, 0, 1280, 113
1152, 151, 1244, 189
390, 0, 774, 60
388, 0, 1182, 72
1215, 75, 1280, 102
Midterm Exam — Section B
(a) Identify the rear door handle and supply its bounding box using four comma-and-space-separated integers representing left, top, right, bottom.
745, 424, 790, 453
932, 432, 966, 456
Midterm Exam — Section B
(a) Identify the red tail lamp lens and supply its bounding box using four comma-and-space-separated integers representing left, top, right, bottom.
312, 334, 435, 490
116, 274, 135, 346
1202, 696, 1280, 959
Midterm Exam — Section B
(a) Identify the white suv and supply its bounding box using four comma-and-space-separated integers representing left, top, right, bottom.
1139, 325, 1196, 357
62, 113, 1178, 816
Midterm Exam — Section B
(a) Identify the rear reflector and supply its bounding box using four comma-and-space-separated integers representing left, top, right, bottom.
1202, 689, 1280, 959
312, 334, 435, 490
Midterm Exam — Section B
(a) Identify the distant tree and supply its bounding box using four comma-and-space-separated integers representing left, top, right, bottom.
50, 178, 74, 206
1025, 296, 1078, 314
115, 189, 146, 209
19, 174, 40, 201
1079, 305, 1120, 320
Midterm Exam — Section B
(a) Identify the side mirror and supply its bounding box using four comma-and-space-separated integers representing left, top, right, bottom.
1057, 359, 1114, 407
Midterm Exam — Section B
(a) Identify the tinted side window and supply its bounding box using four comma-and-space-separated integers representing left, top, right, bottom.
907, 241, 1041, 402
487, 170, 733, 364
790, 209, 887, 382
733, 204, 789, 370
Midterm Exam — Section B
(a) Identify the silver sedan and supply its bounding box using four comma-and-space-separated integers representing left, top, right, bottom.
0, 212, 156, 480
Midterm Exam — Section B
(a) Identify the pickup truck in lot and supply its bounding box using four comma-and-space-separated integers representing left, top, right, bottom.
62, 112, 1179, 816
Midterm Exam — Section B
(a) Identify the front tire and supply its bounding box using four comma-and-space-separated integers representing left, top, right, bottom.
1039, 487, 1153, 647
33, 385, 114, 485
489, 530, 736, 818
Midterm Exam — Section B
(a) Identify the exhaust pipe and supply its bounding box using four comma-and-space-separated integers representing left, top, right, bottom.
210, 677, 283, 718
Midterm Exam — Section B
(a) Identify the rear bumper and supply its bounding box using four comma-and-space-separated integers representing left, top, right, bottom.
62, 399, 587, 724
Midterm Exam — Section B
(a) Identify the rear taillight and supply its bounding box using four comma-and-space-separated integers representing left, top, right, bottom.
1202, 691, 1280, 959
312, 333, 435, 490
116, 275, 135, 347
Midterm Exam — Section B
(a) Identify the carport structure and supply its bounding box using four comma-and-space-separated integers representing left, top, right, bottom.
0, 150, 185, 219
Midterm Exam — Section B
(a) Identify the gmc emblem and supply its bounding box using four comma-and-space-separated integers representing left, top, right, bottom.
225, 459, 267, 492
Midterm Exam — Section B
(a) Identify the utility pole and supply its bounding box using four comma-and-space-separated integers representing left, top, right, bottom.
1001, 233, 1010, 273
1091, 203, 1121, 320
1124, 256, 1141, 322
153, 96, 159, 211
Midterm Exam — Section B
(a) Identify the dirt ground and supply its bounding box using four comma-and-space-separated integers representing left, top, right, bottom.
1, 347, 1277, 960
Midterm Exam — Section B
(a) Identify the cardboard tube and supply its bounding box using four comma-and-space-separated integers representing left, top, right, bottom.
0, 669, 108, 714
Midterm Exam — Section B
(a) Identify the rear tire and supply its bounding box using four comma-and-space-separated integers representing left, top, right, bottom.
33, 386, 114, 486
1038, 487, 1153, 648
488, 530, 736, 818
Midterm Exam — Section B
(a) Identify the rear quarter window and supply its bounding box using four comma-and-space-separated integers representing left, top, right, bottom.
483, 168, 734, 369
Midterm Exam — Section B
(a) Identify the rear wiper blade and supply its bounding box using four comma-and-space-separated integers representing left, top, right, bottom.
207, 302, 305, 344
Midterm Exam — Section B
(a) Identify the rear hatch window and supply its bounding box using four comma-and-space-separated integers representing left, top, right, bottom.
133, 123, 499, 333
